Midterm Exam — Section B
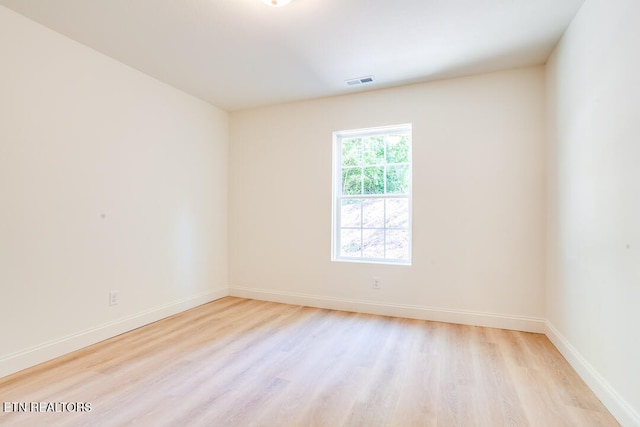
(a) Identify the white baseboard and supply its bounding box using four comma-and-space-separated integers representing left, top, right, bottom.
229, 286, 546, 333
0, 288, 229, 379
545, 321, 640, 427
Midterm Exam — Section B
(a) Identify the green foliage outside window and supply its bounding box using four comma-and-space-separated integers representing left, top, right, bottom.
341, 134, 409, 195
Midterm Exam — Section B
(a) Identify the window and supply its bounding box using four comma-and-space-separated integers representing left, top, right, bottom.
332, 124, 412, 264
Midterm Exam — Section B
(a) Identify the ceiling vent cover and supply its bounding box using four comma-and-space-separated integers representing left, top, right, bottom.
346, 76, 375, 86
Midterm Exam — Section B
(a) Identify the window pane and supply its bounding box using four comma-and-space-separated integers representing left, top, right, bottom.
341, 199, 361, 227
340, 229, 362, 257
363, 229, 385, 259
385, 230, 409, 260
362, 199, 384, 228
342, 138, 362, 166
363, 136, 385, 165
386, 134, 409, 163
386, 165, 410, 194
342, 167, 362, 195
363, 166, 384, 194
385, 198, 408, 228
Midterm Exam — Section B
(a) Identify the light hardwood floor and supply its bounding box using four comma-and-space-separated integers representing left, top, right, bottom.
0, 297, 619, 426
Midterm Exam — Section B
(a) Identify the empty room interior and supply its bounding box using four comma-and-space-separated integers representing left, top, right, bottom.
0, 0, 638, 425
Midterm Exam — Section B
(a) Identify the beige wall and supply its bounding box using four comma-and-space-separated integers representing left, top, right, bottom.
546, 0, 640, 424
229, 67, 546, 329
0, 6, 229, 377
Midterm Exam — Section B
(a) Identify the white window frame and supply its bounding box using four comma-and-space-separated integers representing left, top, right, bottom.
332, 124, 412, 265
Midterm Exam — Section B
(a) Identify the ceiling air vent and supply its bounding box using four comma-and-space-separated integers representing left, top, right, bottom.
346, 76, 375, 86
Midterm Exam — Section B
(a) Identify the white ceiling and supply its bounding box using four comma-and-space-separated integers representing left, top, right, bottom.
0, 0, 585, 111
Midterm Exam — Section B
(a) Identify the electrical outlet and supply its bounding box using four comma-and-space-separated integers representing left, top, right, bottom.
372, 277, 381, 290
109, 290, 119, 306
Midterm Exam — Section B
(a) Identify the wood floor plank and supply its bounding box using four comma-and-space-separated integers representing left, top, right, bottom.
0, 297, 620, 426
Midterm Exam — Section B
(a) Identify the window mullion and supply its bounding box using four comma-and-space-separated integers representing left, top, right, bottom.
383, 199, 387, 259
383, 135, 388, 195
360, 201, 364, 258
